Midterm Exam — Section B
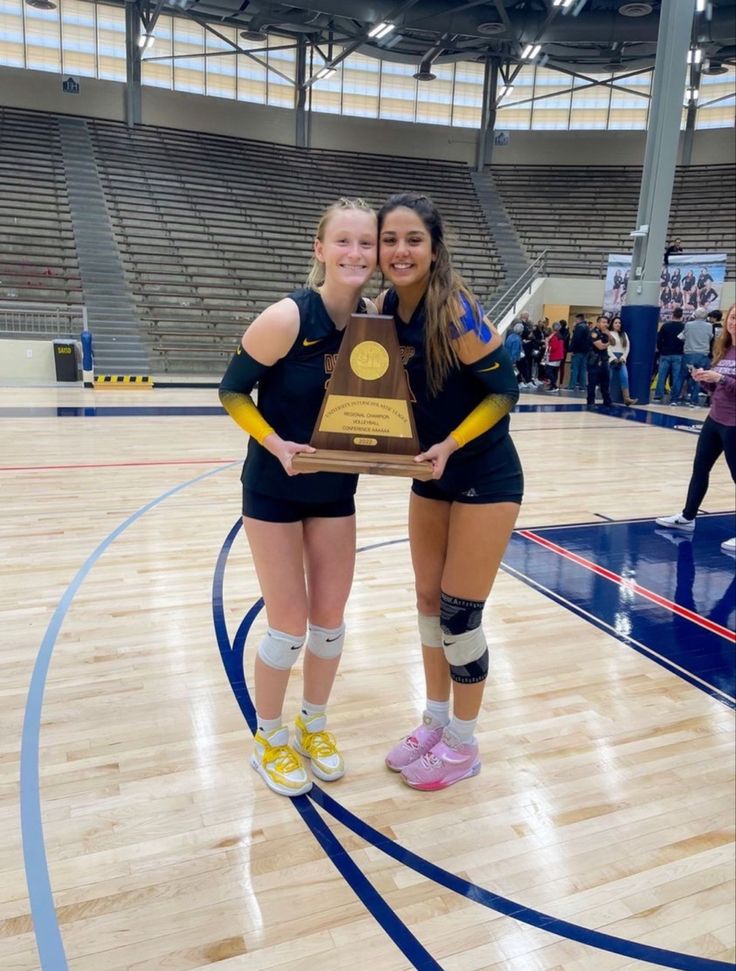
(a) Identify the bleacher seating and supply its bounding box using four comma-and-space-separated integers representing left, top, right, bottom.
0, 108, 83, 311
490, 163, 735, 280
1, 104, 733, 376
87, 120, 503, 372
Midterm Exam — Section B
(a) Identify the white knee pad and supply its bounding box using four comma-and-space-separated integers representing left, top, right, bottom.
258, 627, 305, 671
418, 612, 443, 648
306, 622, 345, 660
442, 626, 489, 684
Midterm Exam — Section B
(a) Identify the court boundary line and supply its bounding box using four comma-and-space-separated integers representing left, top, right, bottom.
0, 458, 239, 472
520, 511, 733, 531
519, 529, 736, 643
500, 561, 735, 709
19, 462, 237, 971
213, 524, 734, 970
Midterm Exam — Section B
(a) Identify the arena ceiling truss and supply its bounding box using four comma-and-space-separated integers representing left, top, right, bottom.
112, 0, 736, 114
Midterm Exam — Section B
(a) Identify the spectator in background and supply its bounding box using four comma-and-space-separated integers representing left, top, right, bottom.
656, 303, 736, 554
608, 316, 637, 406
529, 320, 546, 386
558, 318, 570, 388
568, 312, 589, 391
516, 316, 533, 387
670, 267, 682, 291
654, 307, 685, 402
587, 315, 612, 408
672, 308, 713, 407
664, 238, 683, 266
708, 309, 723, 355
544, 321, 565, 393
504, 322, 524, 381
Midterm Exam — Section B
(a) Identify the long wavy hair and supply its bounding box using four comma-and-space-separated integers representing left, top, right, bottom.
377, 192, 481, 395
305, 197, 376, 290
712, 303, 735, 366
611, 316, 628, 348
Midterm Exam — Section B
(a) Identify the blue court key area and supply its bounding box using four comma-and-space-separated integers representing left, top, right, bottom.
503, 514, 736, 706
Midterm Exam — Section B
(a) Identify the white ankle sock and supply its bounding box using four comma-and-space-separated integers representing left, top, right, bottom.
301, 700, 327, 729
257, 715, 282, 736
424, 698, 450, 728
448, 714, 476, 743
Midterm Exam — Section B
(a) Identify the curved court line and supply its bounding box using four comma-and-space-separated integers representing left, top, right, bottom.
215, 522, 733, 971
212, 522, 441, 970
20, 462, 237, 971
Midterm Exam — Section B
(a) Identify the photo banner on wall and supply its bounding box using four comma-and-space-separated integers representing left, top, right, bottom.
603, 252, 727, 320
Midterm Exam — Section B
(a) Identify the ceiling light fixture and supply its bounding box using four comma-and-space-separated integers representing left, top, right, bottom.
368, 22, 395, 40
521, 43, 541, 59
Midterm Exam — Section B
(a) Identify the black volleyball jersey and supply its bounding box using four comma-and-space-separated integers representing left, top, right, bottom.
382, 288, 511, 464
242, 288, 364, 502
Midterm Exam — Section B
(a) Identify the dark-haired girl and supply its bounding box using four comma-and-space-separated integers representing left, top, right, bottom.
376, 193, 522, 791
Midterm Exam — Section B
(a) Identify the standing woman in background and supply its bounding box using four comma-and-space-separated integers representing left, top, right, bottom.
376, 192, 522, 791
608, 316, 637, 406
219, 198, 377, 797
657, 303, 736, 552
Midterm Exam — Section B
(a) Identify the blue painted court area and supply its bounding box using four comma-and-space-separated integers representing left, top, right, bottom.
503, 513, 736, 708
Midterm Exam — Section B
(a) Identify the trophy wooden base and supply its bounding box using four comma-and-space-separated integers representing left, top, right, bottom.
292, 449, 434, 480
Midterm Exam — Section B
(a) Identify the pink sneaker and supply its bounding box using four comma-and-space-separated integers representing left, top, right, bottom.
400, 731, 481, 791
385, 715, 444, 772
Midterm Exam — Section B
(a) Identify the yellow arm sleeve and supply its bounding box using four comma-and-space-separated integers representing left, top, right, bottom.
448, 345, 519, 447
219, 390, 275, 445
449, 394, 514, 448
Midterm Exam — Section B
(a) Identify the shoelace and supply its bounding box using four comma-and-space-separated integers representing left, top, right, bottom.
301, 729, 338, 759
262, 743, 301, 774
420, 735, 464, 768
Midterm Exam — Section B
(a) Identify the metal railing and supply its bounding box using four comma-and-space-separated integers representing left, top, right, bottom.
486, 250, 548, 327
0, 302, 87, 337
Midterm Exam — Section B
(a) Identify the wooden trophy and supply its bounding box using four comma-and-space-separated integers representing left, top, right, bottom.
292, 314, 433, 479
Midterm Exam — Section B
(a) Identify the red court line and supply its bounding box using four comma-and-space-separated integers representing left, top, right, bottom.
0, 458, 238, 472
519, 529, 736, 643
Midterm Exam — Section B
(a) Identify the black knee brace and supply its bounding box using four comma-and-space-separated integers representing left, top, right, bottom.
440, 591, 489, 684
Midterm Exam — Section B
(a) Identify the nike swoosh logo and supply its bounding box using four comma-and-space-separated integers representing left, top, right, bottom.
236, 345, 243, 354
326, 636, 340, 643
303, 338, 322, 347
478, 362, 500, 372
290, 644, 301, 650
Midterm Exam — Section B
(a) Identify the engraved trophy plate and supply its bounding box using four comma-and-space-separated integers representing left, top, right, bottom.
292, 314, 433, 479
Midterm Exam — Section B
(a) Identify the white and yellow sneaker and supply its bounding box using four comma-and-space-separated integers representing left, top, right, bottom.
251, 726, 312, 797
294, 714, 345, 782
